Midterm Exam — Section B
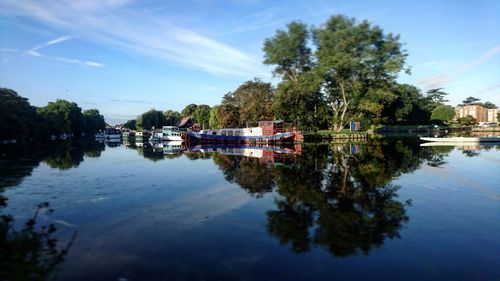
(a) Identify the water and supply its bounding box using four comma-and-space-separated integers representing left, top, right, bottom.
0, 138, 499, 281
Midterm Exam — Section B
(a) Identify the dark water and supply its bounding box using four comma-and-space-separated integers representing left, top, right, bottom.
0, 138, 499, 281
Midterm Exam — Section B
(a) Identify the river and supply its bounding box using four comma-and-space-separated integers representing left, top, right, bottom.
0, 138, 499, 281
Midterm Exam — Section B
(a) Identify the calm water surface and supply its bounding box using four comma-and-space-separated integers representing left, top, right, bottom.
0, 138, 499, 281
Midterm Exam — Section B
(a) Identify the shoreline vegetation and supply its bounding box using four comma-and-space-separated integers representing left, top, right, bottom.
1, 15, 499, 144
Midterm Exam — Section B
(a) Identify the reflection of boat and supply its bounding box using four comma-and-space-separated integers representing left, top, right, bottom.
189, 144, 301, 164
187, 121, 301, 143
420, 137, 500, 143
135, 131, 151, 141
163, 141, 184, 155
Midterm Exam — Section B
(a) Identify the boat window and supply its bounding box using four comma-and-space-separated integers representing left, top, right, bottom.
221, 130, 227, 136
235, 130, 241, 136
212, 131, 217, 135
228, 130, 234, 136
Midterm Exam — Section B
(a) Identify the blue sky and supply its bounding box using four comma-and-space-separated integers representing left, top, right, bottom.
0, 0, 499, 124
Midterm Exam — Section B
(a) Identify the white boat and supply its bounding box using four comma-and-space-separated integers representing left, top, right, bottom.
163, 140, 184, 155
161, 126, 184, 141
95, 128, 121, 140
420, 136, 500, 143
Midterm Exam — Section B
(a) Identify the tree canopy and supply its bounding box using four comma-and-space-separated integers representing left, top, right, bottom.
431, 105, 455, 123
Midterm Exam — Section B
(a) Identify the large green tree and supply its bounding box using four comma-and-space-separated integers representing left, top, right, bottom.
181, 104, 198, 117
381, 84, 431, 124
138, 109, 166, 130
83, 109, 105, 135
0, 88, 39, 140
163, 110, 181, 126
425, 88, 449, 110
431, 105, 455, 123
460, 96, 481, 106
194, 104, 211, 128
314, 15, 409, 131
209, 105, 223, 129
231, 79, 275, 126
37, 99, 85, 136
263, 22, 327, 130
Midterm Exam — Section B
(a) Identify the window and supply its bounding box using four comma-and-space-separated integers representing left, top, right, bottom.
228, 130, 234, 136
221, 130, 227, 136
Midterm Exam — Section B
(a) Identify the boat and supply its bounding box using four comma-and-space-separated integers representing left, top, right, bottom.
95, 128, 121, 140
162, 140, 184, 155
161, 126, 185, 141
186, 121, 301, 143
420, 136, 500, 143
135, 130, 151, 141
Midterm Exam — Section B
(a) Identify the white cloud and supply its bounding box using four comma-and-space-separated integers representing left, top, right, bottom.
417, 73, 452, 90
460, 45, 500, 71
0, 0, 267, 77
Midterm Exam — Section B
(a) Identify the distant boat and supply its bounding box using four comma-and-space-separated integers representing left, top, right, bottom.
186, 121, 300, 143
95, 128, 121, 140
420, 136, 500, 143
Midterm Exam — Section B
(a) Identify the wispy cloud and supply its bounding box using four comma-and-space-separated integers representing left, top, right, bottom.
22, 35, 104, 67
460, 45, 500, 71
0, 0, 267, 77
417, 45, 500, 90
477, 83, 500, 95
417, 73, 452, 89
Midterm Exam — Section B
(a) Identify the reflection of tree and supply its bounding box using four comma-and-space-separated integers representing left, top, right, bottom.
267, 142, 412, 256
461, 149, 480, 158
0, 199, 76, 281
212, 154, 274, 197
423, 146, 454, 167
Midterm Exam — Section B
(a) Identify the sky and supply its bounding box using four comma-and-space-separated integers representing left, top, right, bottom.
0, 0, 499, 125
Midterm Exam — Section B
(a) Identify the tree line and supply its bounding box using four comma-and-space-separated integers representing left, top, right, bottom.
126, 15, 497, 132
0, 88, 106, 141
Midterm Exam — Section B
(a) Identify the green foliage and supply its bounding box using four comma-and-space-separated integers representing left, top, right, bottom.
194, 105, 211, 128
0, 200, 76, 281
425, 88, 449, 110
273, 72, 328, 130
232, 79, 275, 126
163, 110, 181, 126
381, 84, 431, 124
181, 104, 198, 117
460, 96, 481, 106
139, 109, 166, 130
263, 21, 312, 81
209, 106, 223, 129
431, 105, 455, 122
83, 109, 105, 135
122, 119, 137, 130
315, 15, 408, 131
457, 115, 478, 126
481, 102, 497, 109
0, 88, 39, 140
37, 99, 85, 136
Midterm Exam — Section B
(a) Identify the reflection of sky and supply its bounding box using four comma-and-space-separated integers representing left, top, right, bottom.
2, 144, 500, 280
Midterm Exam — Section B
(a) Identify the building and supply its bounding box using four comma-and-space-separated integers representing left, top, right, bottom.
455, 105, 498, 122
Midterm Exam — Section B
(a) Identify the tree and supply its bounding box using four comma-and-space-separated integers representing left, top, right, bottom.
457, 115, 478, 126
425, 88, 449, 110
431, 105, 455, 123
219, 93, 240, 128
381, 84, 431, 124
263, 21, 312, 82
139, 109, 166, 130
122, 119, 137, 130
232, 79, 275, 126
194, 104, 211, 128
481, 102, 497, 109
83, 109, 105, 135
314, 15, 409, 131
181, 104, 198, 117
0, 88, 39, 140
163, 110, 181, 126
37, 99, 85, 136
460, 96, 481, 106
263, 22, 327, 130
209, 106, 223, 129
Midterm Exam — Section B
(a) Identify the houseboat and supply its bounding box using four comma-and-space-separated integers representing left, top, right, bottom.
95, 128, 121, 140
420, 136, 500, 143
161, 126, 185, 141
186, 121, 301, 143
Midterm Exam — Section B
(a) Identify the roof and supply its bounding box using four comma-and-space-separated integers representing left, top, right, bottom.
176, 117, 193, 128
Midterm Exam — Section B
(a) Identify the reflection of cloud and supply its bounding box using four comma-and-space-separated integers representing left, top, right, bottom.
417, 73, 452, 89
0, 0, 266, 77
460, 45, 500, 71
